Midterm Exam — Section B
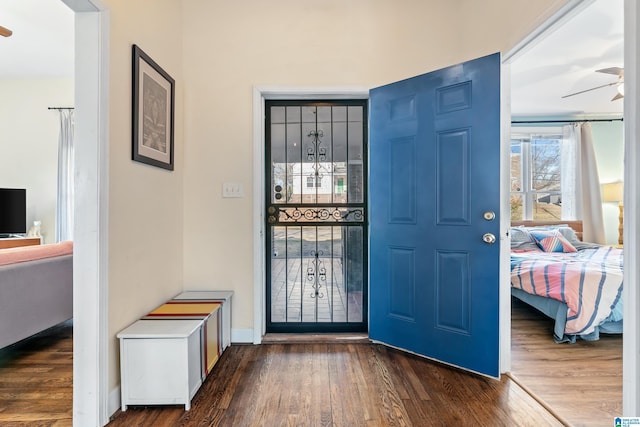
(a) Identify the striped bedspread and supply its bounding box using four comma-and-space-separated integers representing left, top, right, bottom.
511, 246, 623, 336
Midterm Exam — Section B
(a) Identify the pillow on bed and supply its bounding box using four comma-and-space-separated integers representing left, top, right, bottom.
521, 224, 580, 244
525, 225, 600, 250
529, 229, 577, 253
510, 227, 541, 251
555, 226, 603, 250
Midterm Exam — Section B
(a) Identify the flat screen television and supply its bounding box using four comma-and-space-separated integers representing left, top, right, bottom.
0, 188, 27, 236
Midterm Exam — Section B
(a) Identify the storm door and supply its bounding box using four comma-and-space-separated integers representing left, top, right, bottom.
266, 100, 367, 333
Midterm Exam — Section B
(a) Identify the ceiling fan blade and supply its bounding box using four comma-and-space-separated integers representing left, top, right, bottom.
597, 67, 624, 77
561, 81, 619, 99
0, 26, 12, 37
611, 92, 624, 101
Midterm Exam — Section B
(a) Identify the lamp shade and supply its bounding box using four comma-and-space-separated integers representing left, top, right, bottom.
602, 181, 623, 203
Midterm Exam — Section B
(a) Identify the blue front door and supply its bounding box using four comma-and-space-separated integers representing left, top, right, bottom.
369, 53, 501, 377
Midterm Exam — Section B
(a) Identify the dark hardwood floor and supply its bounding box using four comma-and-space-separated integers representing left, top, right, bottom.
0, 301, 622, 426
107, 342, 561, 427
0, 320, 72, 426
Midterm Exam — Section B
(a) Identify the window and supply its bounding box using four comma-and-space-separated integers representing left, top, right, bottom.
511, 128, 563, 221
306, 175, 322, 188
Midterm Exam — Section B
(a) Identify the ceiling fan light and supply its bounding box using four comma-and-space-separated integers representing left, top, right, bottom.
618, 83, 624, 96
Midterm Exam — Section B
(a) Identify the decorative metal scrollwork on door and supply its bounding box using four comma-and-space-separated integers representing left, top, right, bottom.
306, 129, 329, 188
276, 206, 364, 223
306, 250, 326, 299
307, 130, 326, 162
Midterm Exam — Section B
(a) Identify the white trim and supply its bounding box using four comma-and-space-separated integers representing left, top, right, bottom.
623, 0, 639, 416
108, 386, 121, 418
253, 86, 369, 100
63, 0, 110, 425
252, 87, 265, 344
499, 60, 512, 374
231, 328, 255, 344
252, 86, 369, 344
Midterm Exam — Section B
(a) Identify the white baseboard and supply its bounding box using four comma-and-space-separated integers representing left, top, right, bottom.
108, 385, 121, 420
231, 328, 254, 343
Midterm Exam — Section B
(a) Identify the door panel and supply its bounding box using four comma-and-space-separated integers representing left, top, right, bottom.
369, 53, 501, 377
389, 137, 417, 223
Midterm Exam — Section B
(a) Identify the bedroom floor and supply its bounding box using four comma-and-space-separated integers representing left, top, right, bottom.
511, 297, 623, 427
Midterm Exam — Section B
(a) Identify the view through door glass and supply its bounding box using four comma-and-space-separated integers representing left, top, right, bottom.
266, 100, 368, 333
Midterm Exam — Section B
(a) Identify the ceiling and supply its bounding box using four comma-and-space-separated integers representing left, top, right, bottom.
0, 0, 74, 79
510, 0, 624, 117
0, 0, 624, 117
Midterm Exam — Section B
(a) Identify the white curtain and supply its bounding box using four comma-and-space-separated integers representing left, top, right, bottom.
56, 109, 74, 242
561, 122, 605, 243
561, 125, 579, 219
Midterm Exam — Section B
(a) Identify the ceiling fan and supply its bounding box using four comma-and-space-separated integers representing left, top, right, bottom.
562, 67, 624, 101
0, 25, 12, 37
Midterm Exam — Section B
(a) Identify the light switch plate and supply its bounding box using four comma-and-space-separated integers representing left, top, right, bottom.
222, 182, 244, 198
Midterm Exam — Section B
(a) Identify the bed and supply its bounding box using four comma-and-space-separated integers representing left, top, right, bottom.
0, 241, 73, 349
510, 221, 623, 343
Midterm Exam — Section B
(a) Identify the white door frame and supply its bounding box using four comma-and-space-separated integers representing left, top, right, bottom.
623, 0, 640, 416
61, 0, 110, 425
252, 86, 369, 344
504, 0, 639, 416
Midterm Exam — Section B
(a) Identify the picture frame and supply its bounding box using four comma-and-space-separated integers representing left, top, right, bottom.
132, 44, 175, 170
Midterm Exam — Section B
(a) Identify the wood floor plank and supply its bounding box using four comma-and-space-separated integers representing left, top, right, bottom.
327, 344, 362, 427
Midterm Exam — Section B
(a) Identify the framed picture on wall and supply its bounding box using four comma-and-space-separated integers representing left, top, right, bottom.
132, 44, 175, 170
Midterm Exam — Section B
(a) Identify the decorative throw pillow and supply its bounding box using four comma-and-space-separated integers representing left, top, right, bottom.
529, 229, 578, 253
510, 227, 541, 251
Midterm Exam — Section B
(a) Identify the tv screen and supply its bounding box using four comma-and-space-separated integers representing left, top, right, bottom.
0, 188, 27, 235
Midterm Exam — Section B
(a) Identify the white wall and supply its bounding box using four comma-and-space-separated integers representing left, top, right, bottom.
103, 0, 184, 393
0, 78, 73, 243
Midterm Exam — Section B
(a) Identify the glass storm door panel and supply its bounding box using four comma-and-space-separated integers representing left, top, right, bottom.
266, 100, 367, 333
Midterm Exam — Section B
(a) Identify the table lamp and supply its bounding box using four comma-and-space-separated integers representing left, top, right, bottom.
602, 181, 623, 245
